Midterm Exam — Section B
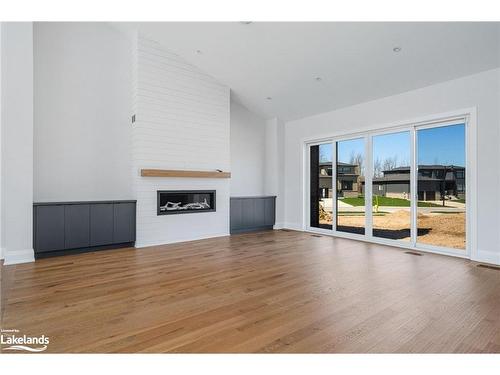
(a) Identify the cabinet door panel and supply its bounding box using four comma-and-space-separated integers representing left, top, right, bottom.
230, 199, 243, 230
65, 205, 90, 249
113, 203, 136, 243
254, 198, 266, 226
35, 206, 65, 252
90, 203, 114, 246
264, 198, 276, 226
241, 199, 255, 227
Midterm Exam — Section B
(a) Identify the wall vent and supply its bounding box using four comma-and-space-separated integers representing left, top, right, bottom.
477, 264, 500, 271
405, 251, 423, 256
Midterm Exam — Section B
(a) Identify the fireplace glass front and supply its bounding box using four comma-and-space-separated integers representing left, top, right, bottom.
157, 190, 216, 215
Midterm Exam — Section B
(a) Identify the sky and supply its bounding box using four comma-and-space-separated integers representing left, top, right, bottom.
417, 123, 465, 166
373, 131, 410, 167
319, 123, 465, 168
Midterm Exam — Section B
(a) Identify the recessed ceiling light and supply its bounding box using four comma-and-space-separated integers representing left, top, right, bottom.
393, 47, 402, 53
266, 97, 272, 100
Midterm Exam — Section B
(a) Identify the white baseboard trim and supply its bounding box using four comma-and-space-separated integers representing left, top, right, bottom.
273, 222, 285, 230
3, 248, 35, 265
472, 249, 500, 266
282, 222, 303, 231
135, 232, 230, 249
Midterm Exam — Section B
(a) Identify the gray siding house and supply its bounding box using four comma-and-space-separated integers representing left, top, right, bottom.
319, 163, 466, 201
362, 165, 466, 200
319, 161, 361, 198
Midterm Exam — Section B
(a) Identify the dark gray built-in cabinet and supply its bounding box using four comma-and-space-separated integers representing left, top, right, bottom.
230, 196, 276, 234
33, 200, 136, 258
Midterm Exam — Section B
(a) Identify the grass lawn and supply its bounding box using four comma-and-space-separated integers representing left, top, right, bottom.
341, 196, 441, 207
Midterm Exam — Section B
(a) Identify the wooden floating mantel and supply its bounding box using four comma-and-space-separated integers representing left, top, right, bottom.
141, 169, 231, 178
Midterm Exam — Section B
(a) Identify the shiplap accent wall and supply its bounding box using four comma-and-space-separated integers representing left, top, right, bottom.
132, 34, 231, 247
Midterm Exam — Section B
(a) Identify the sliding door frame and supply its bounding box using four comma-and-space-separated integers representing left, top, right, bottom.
303, 107, 477, 261
305, 140, 336, 235
334, 134, 367, 236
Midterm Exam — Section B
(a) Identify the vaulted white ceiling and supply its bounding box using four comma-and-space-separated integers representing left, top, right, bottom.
119, 22, 500, 121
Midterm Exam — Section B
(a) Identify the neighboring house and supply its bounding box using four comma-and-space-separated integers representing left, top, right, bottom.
361, 165, 466, 200
320, 163, 465, 201
318, 162, 333, 198
319, 161, 361, 198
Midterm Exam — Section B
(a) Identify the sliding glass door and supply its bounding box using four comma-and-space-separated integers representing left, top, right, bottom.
309, 143, 333, 229
307, 116, 469, 256
372, 131, 412, 241
336, 138, 365, 235
416, 123, 466, 250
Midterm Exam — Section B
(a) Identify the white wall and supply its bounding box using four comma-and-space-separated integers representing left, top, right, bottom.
230, 99, 266, 196
283, 68, 500, 265
132, 34, 231, 247
0, 22, 4, 260
264, 117, 285, 227
1, 22, 35, 265
33, 22, 132, 202
0, 23, 3, 260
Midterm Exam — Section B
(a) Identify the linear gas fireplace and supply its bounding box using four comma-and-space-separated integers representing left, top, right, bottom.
157, 190, 216, 215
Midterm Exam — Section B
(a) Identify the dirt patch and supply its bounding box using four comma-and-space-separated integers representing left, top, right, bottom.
320, 210, 466, 250
416, 212, 465, 249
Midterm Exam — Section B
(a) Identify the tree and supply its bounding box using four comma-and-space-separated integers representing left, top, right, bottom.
382, 155, 398, 172
373, 157, 383, 177
349, 151, 364, 175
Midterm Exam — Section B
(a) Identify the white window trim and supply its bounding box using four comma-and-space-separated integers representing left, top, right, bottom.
302, 107, 477, 261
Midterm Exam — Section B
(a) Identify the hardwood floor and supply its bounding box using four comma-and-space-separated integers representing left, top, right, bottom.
2, 229, 500, 353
